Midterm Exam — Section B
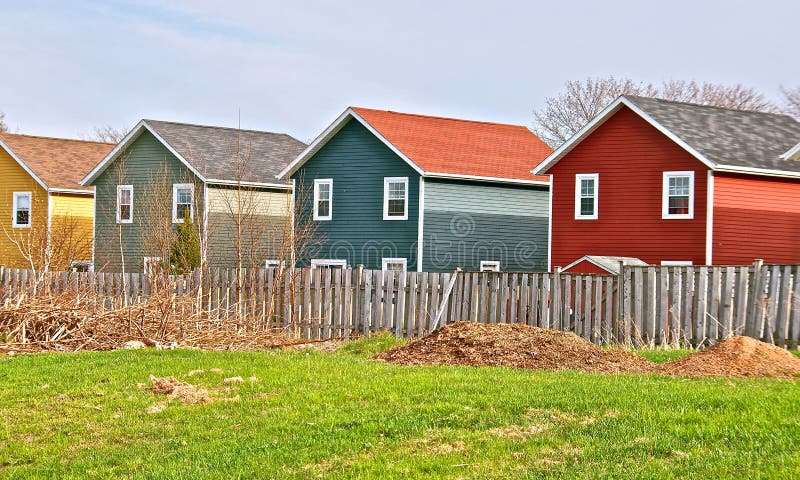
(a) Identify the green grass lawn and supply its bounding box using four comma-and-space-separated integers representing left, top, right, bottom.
1, 338, 799, 479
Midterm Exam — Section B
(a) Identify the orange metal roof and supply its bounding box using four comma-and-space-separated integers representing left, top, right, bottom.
0, 133, 114, 191
352, 107, 552, 182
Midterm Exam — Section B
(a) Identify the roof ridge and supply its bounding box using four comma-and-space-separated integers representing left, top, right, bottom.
144, 119, 297, 138
0, 132, 115, 145
351, 107, 531, 130
623, 94, 796, 121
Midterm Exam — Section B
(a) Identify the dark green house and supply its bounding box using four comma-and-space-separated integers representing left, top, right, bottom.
81, 120, 306, 272
279, 107, 554, 272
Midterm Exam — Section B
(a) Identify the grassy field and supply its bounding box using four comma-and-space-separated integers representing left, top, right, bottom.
1, 338, 799, 479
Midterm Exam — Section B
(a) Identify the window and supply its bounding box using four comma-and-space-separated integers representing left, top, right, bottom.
264, 259, 285, 269
382, 257, 407, 272
662, 172, 694, 219
480, 260, 501, 272
661, 260, 693, 266
310, 259, 347, 269
70, 261, 93, 273
12, 192, 31, 228
116, 185, 133, 224
314, 179, 333, 221
172, 183, 194, 223
383, 177, 408, 220
574, 174, 598, 220
143, 256, 163, 275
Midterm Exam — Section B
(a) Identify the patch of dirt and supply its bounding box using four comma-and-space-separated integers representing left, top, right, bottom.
375, 322, 655, 374
148, 375, 210, 405
657, 336, 800, 379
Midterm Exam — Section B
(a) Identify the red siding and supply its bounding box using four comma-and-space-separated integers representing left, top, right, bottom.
549, 107, 708, 269
713, 173, 800, 264
563, 259, 613, 275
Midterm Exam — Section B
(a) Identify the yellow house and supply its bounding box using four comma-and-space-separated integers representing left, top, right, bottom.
0, 133, 114, 270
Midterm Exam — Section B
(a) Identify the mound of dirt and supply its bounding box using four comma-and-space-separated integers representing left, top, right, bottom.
658, 336, 800, 379
149, 375, 210, 404
375, 322, 655, 375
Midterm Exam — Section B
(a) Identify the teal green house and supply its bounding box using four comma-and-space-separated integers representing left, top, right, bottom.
81, 120, 306, 272
279, 107, 554, 272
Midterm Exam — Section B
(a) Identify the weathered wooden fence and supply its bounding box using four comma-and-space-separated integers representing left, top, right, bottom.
1, 260, 798, 347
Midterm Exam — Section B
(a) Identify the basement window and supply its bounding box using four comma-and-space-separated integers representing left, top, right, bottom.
382, 257, 407, 272
310, 259, 347, 269
662, 171, 694, 219
116, 185, 133, 224
12, 192, 31, 228
480, 260, 501, 272
383, 177, 408, 220
574, 174, 598, 220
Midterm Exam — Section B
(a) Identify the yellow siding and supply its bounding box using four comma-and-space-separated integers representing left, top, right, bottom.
0, 147, 47, 268
207, 187, 291, 216
50, 193, 94, 268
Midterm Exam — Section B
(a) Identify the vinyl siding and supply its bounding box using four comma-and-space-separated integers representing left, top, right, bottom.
49, 192, 94, 269
91, 130, 201, 272
292, 118, 420, 270
712, 173, 800, 264
422, 179, 548, 272
549, 107, 709, 268
206, 185, 291, 267
0, 147, 48, 268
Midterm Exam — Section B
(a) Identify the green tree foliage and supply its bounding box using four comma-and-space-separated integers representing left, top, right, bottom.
170, 210, 201, 274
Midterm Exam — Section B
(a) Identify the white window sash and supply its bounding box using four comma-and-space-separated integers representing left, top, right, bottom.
172, 183, 194, 223
383, 176, 409, 220
662, 171, 694, 219
574, 174, 598, 220
479, 260, 501, 272
313, 179, 333, 221
381, 257, 408, 272
12, 192, 32, 228
116, 185, 133, 224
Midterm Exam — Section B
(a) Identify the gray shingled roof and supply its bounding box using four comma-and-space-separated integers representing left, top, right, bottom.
624, 96, 800, 172
566, 255, 648, 275
144, 120, 306, 185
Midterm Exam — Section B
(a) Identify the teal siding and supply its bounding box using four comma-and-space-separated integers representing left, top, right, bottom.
91, 131, 201, 272
292, 119, 420, 270
422, 179, 549, 272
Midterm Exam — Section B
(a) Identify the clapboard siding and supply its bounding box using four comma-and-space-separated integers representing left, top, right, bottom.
92, 130, 200, 272
422, 179, 549, 271
713, 172, 800, 264
0, 148, 48, 268
292, 118, 420, 270
206, 185, 291, 267
548, 107, 709, 268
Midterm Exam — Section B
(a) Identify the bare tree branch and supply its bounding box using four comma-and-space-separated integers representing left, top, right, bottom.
0, 111, 7, 133
781, 86, 800, 120
84, 125, 127, 143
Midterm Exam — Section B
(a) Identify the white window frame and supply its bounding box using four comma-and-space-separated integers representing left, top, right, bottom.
661, 260, 693, 266
172, 183, 194, 223
574, 174, 599, 220
116, 185, 133, 224
70, 260, 94, 273
143, 256, 162, 275
662, 171, 694, 220
313, 179, 333, 221
12, 191, 32, 228
310, 259, 347, 269
264, 259, 285, 268
381, 257, 408, 272
480, 260, 501, 272
383, 176, 409, 221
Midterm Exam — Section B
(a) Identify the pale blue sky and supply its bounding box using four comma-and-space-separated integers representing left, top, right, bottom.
1, 0, 798, 142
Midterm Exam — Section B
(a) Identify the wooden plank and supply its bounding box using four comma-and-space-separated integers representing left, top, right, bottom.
416, 272, 429, 336
633, 267, 644, 344
603, 276, 613, 343
488, 273, 499, 324
694, 267, 708, 346
499, 273, 509, 324
518, 274, 528, 325
470, 272, 479, 322
764, 265, 781, 344
508, 274, 519, 324
428, 272, 440, 329
593, 276, 602, 344
528, 274, 539, 327
747, 260, 765, 338
371, 270, 383, 333
406, 272, 417, 337
538, 273, 549, 329
622, 269, 632, 345
708, 267, 721, 342
561, 275, 572, 332
669, 267, 682, 344
550, 271, 561, 330
382, 271, 395, 332
682, 267, 695, 347
395, 272, 406, 337
573, 275, 583, 337
332, 269, 343, 337
719, 267, 735, 339
459, 272, 471, 322
450, 272, 461, 323
361, 269, 372, 335
645, 266, 657, 343
658, 267, 669, 345
776, 265, 793, 347
583, 275, 592, 341
790, 265, 800, 349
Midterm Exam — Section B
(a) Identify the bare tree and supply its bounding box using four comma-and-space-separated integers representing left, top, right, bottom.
0, 111, 7, 133
534, 77, 780, 147
781, 86, 800, 120
85, 125, 127, 144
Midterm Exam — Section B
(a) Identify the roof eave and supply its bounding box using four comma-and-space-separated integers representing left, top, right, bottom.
424, 172, 550, 186
0, 138, 50, 191
780, 141, 800, 160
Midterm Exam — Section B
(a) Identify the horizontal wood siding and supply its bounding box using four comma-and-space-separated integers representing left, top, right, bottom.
206, 186, 291, 268
713, 173, 800, 264
292, 118, 420, 270
50, 193, 94, 267
91, 131, 201, 272
422, 179, 548, 272
549, 107, 709, 269
0, 148, 48, 268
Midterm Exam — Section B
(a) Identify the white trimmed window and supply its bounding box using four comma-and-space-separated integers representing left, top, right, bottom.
12, 192, 31, 228
314, 179, 333, 221
116, 185, 133, 224
574, 174, 598, 220
310, 259, 347, 269
172, 183, 194, 223
264, 259, 285, 268
382, 257, 407, 272
383, 177, 408, 220
480, 260, 501, 272
662, 171, 694, 219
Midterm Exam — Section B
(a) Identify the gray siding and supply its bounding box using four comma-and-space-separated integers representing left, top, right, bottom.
292, 118, 420, 270
422, 179, 549, 272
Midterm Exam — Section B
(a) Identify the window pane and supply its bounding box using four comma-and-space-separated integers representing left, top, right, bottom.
669, 176, 689, 196
16, 194, 30, 209
176, 203, 191, 219
580, 197, 594, 216
581, 179, 594, 196
669, 196, 689, 215
318, 183, 330, 199
119, 189, 131, 204
177, 188, 192, 204
16, 210, 29, 225
388, 198, 405, 216
120, 204, 131, 220
389, 182, 405, 199
317, 199, 329, 217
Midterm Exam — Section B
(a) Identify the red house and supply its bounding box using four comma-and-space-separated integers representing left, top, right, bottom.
533, 95, 800, 269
